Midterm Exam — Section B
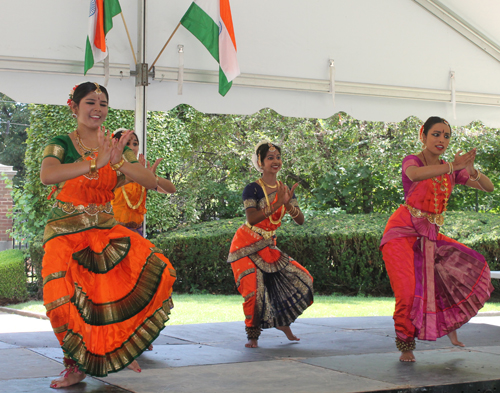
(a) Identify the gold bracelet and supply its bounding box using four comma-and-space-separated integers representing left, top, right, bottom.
289, 207, 300, 219
89, 158, 97, 174
470, 169, 481, 182
110, 158, 125, 171
448, 162, 453, 175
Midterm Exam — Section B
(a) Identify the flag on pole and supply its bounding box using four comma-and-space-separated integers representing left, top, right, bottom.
180, 0, 240, 96
84, 0, 122, 75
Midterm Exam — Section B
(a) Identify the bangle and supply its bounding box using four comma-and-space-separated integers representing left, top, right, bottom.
110, 158, 125, 171
470, 169, 481, 182
289, 206, 300, 219
448, 162, 453, 175
89, 158, 97, 174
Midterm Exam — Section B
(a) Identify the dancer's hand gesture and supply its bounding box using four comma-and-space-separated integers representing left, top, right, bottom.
110, 129, 134, 166
452, 148, 476, 171
139, 154, 163, 174
284, 182, 300, 206
96, 127, 113, 169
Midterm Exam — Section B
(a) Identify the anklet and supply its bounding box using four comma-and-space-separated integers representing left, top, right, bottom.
61, 356, 82, 377
395, 338, 416, 352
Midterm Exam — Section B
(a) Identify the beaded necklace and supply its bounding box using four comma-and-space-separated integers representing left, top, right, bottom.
121, 186, 146, 210
258, 179, 285, 225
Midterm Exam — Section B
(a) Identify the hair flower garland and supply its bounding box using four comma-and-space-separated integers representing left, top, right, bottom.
67, 84, 79, 107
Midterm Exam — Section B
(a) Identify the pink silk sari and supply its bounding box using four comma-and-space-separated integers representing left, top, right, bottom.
380, 155, 493, 342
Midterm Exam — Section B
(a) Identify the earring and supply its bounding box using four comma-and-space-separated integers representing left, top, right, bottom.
72, 113, 77, 119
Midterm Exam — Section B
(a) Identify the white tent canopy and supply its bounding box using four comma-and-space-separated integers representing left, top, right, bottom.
1, 0, 500, 129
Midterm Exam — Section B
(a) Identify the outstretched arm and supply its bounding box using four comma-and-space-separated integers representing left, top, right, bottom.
406, 149, 475, 182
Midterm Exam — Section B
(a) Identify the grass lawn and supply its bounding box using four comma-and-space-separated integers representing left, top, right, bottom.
6, 294, 500, 325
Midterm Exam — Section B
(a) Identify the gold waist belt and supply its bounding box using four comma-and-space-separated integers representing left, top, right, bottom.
245, 222, 276, 240
404, 203, 445, 227
55, 201, 113, 216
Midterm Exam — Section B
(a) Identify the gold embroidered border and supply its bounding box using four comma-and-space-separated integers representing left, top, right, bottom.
257, 191, 277, 210
43, 211, 117, 244
249, 251, 290, 273
53, 323, 68, 335
243, 199, 257, 209
168, 267, 177, 278
43, 144, 65, 162
72, 237, 131, 274
123, 149, 138, 164
55, 201, 113, 216
45, 295, 70, 312
62, 299, 171, 377
43, 271, 66, 286
227, 236, 273, 263
236, 268, 255, 289
71, 253, 167, 326
151, 246, 164, 254
244, 291, 256, 302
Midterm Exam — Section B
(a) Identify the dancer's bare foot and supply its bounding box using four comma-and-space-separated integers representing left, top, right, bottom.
399, 350, 416, 362
127, 360, 142, 373
50, 370, 86, 389
245, 338, 258, 348
276, 326, 300, 341
447, 330, 465, 347
147, 344, 153, 351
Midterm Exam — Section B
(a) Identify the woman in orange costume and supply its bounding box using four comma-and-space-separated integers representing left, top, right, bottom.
380, 116, 494, 362
111, 129, 176, 236
227, 141, 314, 348
40, 82, 176, 388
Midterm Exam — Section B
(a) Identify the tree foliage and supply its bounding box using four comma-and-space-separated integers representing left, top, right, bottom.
0, 93, 30, 184
8, 103, 500, 243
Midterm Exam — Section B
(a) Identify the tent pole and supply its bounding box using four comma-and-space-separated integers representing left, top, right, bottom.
135, 0, 148, 235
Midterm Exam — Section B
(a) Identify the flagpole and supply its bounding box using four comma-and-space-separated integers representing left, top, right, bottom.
149, 22, 182, 72
120, 12, 137, 65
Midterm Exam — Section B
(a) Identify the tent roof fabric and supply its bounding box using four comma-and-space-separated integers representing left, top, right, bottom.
1, 0, 500, 126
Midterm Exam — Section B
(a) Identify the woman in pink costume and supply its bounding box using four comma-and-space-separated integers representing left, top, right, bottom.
380, 116, 494, 362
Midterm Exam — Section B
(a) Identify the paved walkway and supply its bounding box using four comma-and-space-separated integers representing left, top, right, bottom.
1, 310, 500, 393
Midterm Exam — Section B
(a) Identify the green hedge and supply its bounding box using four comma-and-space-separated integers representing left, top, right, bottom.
0, 249, 28, 300
152, 212, 500, 295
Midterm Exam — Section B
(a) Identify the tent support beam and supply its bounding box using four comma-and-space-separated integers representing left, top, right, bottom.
1, 55, 499, 107
152, 66, 500, 107
135, 0, 148, 236
413, 0, 500, 63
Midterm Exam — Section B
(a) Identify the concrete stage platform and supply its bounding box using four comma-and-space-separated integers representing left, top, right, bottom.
1, 310, 500, 393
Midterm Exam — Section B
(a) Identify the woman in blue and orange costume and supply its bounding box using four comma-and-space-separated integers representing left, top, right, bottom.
111, 129, 176, 236
227, 140, 314, 348
380, 116, 494, 363
40, 82, 176, 389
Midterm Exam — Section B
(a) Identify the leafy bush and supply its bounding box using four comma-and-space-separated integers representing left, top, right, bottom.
0, 249, 28, 300
152, 212, 500, 295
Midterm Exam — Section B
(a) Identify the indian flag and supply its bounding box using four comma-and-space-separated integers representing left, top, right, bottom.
181, 0, 240, 96
84, 0, 122, 75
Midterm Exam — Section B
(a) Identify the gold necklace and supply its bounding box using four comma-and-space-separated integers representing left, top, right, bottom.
75, 130, 99, 155
121, 186, 146, 210
260, 178, 278, 188
258, 179, 285, 225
